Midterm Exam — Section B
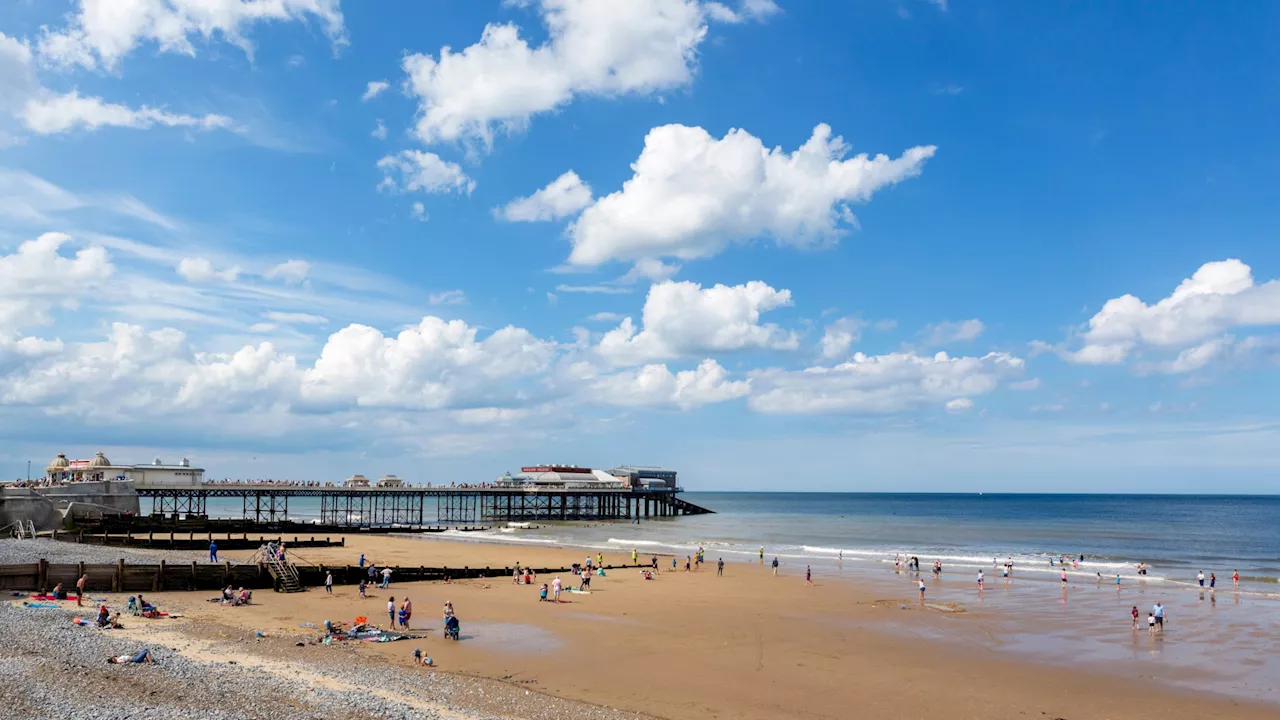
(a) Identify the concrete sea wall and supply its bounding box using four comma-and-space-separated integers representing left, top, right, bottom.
0, 480, 140, 531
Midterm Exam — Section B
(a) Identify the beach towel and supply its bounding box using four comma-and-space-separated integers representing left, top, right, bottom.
567, 588, 591, 594
22, 602, 59, 609
29, 594, 58, 601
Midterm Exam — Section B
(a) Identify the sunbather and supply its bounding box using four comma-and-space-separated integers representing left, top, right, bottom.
108, 648, 153, 664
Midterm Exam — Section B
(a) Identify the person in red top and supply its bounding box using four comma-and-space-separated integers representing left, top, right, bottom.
1130, 606, 1140, 629
1233, 570, 1239, 589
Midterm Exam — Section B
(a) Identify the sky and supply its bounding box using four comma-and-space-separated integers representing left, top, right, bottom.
1, 1, 1278, 493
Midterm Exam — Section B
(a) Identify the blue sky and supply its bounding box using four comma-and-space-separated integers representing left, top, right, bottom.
1, 1, 1278, 492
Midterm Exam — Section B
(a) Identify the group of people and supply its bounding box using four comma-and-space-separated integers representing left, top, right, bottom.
211, 586, 251, 606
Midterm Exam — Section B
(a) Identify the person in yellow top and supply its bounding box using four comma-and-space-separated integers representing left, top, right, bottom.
631, 548, 638, 564
597, 553, 603, 567
759, 547, 764, 563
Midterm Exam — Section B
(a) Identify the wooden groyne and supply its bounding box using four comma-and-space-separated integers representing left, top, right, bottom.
1, 560, 642, 594
47, 529, 348, 551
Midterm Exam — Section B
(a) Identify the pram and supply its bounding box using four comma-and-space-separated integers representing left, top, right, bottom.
443, 615, 460, 641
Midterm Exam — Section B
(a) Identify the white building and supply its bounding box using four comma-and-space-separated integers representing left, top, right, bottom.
44, 453, 204, 486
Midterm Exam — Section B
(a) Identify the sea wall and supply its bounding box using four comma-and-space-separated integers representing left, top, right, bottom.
0, 481, 140, 531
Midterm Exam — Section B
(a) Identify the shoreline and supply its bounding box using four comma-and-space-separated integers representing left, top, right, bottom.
8, 534, 1277, 719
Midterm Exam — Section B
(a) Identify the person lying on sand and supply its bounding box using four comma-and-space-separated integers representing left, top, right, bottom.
109, 649, 153, 664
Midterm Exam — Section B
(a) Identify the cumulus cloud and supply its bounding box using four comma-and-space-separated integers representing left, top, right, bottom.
1, 31, 231, 140
496, 170, 593, 222
400, 0, 712, 148
748, 351, 1025, 414
263, 259, 310, 285
598, 280, 797, 364
584, 358, 750, 409
363, 80, 390, 102
372, 118, 387, 140
1065, 259, 1280, 367
377, 150, 475, 195
921, 318, 984, 345
0, 232, 114, 332
564, 123, 935, 269
820, 317, 865, 359
176, 257, 240, 283
35, 0, 347, 71
410, 201, 428, 221
945, 397, 973, 413
704, 0, 781, 23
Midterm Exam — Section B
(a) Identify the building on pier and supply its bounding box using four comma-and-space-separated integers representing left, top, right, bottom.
42, 452, 203, 485
495, 465, 628, 489
608, 465, 678, 489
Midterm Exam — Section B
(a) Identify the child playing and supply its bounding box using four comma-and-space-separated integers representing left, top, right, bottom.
1147, 612, 1156, 634
358, 580, 367, 599
539, 583, 548, 602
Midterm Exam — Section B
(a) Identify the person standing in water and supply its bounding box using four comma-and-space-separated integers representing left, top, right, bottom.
805, 565, 812, 585
1197, 570, 1205, 588
918, 579, 926, 600
1233, 569, 1239, 589
759, 547, 764, 564
1209, 573, 1216, 591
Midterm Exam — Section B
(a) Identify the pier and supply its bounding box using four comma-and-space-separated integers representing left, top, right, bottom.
136, 484, 713, 526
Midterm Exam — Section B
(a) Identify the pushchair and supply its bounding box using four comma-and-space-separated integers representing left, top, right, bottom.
443, 615, 460, 641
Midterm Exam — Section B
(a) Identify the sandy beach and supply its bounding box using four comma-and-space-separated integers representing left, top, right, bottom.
13, 533, 1274, 720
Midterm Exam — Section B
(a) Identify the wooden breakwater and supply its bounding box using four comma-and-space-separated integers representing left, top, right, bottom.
1, 560, 643, 594
48, 529, 347, 551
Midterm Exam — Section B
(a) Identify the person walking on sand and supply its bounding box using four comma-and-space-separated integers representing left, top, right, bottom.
805, 565, 813, 585
209, 540, 218, 563
381, 567, 392, 589
597, 553, 603, 568
401, 598, 412, 629
772, 557, 779, 576
552, 577, 562, 603
632, 548, 638, 565
387, 596, 396, 627
76, 574, 87, 607
325, 571, 333, 595
359, 553, 365, 568
918, 579, 926, 600
359, 579, 367, 598
759, 547, 764, 564
1153, 601, 1165, 632
717, 558, 724, 577
1131, 606, 1140, 630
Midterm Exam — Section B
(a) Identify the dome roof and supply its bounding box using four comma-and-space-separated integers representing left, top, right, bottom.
89, 451, 111, 468
48, 453, 70, 469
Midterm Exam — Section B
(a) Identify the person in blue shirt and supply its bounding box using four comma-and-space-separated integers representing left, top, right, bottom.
209, 541, 218, 563
1153, 602, 1165, 632
359, 554, 366, 568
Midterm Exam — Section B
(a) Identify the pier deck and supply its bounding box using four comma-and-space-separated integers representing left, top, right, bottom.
135, 484, 713, 526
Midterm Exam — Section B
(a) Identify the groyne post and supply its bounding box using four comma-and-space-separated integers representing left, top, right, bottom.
37, 559, 47, 591
114, 559, 124, 592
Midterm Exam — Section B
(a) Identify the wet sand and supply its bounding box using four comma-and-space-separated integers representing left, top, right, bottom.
122, 535, 1276, 720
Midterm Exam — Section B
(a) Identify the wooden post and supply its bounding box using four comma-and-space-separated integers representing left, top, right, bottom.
114, 559, 124, 592
190, 560, 197, 590
224, 561, 231, 586
154, 560, 163, 592
37, 559, 48, 592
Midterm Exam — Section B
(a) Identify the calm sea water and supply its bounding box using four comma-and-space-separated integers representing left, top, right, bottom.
208, 492, 1280, 590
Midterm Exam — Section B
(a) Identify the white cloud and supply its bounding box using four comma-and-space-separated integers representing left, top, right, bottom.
0, 169, 177, 229
21, 91, 233, 135
704, 0, 781, 23
35, 0, 347, 71
1066, 259, 1280, 366
400, 0, 711, 148
820, 317, 865, 359
748, 351, 1025, 414
410, 201, 428, 221
428, 290, 466, 305
0, 232, 114, 332
565, 123, 935, 269
588, 312, 624, 323
496, 170, 593, 222
363, 80, 390, 102
586, 358, 750, 409
372, 118, 387, 140
264, 311, 327, 326
921, 318, 984, 345
176, 257, 240, 283
555, 284, 632, 295
1008, 378, 1042, 391
263, 259, 310, 285
1137, 338, 1230, 375
945, 397, 973, 413
598, 280, 797, 364
377, 150, 475, 195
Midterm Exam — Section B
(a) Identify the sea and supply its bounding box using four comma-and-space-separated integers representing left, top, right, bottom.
210, 492, 1280, 592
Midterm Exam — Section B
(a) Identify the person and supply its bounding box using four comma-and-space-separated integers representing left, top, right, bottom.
579, 571, 591, 591
684, 556, 691, 572
1002, 564, 1009, 581
413, 647, 423, 665
671, 557, 677, 572
651, 556, 658, 570
513, 567, 522, 585
398, 604, 408, 630
443, 601, 454, 620
717, 558, 724, 577
1209, 573, 1216, 591
759, 547, 764, 563
524, 568, 533, 585
76, 574, 87, 607
237, 588, 250, 606
597, 553, 603, 567
53, 582, 67, 600
1153, 601, 1165, 632
209, 540, 218, 563
402, 598, 413, 629
109, 649, 153, 664
977, 569, 984, 588
539, 583, 548, 601
1131, 606, 1140, 630
1233, 569, 1239, 589
772, 557, 779, 576
358, 579, 367, 598
918, 579, 926, 599
325, 572, 333, 595
388, 596, 396, 627
127, 596, 139, 615
1061, 569, 1068, 586
552, 577, 563, 603
631, 548, 637, 564
1197, 570, 1205, 587
96, 604, 110, 627
1116, 574, 1122, 588
381, 567, 392, 589
368, 565, 377, 584
1147, 612, 1156, 634
359, 553, 366, 568
805, 565, 812, 585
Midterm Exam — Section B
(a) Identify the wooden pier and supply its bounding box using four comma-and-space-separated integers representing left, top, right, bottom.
135, 484, 713, 526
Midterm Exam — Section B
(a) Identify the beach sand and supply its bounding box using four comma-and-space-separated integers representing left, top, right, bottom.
106, 535, 1273, 720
